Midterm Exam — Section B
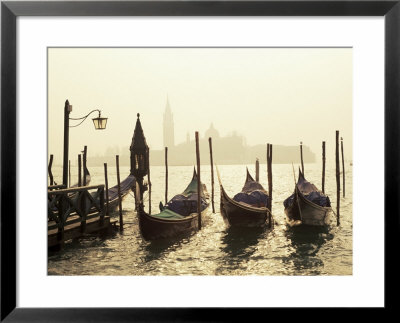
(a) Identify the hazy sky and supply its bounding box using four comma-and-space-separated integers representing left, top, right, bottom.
48, 47, 352, 163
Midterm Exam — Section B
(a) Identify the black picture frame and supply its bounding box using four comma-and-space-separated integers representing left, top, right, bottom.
1, 0, 398, 321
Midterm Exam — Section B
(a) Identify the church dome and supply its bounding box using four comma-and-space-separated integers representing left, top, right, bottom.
205, 123, 220, 139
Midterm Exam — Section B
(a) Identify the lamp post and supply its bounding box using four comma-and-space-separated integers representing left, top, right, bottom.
130, 113, 149, 203
62, 99, 108, 187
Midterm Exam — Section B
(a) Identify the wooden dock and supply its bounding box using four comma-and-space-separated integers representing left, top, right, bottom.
48, 184, 117, 249
48, 215, 117, 248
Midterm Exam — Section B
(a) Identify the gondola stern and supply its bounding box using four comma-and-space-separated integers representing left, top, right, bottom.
245, 167, 255, 183
298, 167, 305, 181
219, 183, 230, 201
192, 166, 197, 179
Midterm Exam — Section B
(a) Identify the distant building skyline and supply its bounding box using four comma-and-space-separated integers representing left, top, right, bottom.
82, 108, 316, 167
163, 96, 175, 148
48, 48, 352, 165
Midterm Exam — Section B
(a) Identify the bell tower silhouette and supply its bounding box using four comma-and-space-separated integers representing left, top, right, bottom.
163, 96, 175, 148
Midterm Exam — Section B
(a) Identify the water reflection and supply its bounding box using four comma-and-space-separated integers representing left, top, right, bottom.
49, 230, 117, 257
140, 236, 189, 263
220, 226, 266, 259
47, 164, 352, 276
283, 225, 334, 274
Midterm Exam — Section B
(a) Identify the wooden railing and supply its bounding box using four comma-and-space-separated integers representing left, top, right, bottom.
48, 185, 105, 236
48, 184, 66, 191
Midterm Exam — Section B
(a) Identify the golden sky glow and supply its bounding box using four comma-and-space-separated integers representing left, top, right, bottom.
48, 47, 352, 163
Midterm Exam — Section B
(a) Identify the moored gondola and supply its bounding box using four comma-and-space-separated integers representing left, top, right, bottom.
284, 169, 332, 227
218, 168, 272, 228
136, 169, 210, 241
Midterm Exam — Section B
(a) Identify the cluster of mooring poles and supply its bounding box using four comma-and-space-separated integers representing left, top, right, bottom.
252, 144, 273, 228
299, 130, 346, 227
48, 98, 109, 250
163, 132, 217, 233
48, 145, 89, 188
48, 146, 125, 226
49, 99, 350, 250
102, 154, 131, 232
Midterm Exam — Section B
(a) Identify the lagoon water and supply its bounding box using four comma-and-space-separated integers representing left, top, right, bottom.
48, 163, 352, 276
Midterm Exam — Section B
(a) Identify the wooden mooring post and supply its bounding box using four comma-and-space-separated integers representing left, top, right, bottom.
341, 137, 345, 198
208, 137, 215, 213
165, 147, 168, 205
104, 163, 109, 216
266, 146, 269, 204
300, 141, 304, 175
83, 146, 87, 186
99, 181, 105, 226
255, 158, 260, 182
48, 154, 54, 186
336, 131, 341, 225
267, 143, 273, 228
81, 146, 88, 231
78, 154, 82, 187
322, 141, 326, 194
195, 131, 202, 230
148, 151, 152, 215
62, 100, 70, 187
80, 190, 87, 233
116, 155, 123, 231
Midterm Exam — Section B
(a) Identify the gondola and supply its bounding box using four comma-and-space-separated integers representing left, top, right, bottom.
284, 169, 332, 227
106, 174, 136, 212
136, 169, 210, 241
218, 168, 272, 228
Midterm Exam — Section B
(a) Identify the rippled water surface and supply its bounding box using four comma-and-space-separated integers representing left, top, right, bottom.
48, 163, 352, 276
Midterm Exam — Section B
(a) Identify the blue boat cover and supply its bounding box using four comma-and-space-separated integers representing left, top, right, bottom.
232, 176, 270, 208
107, 174, 135, 201
165, 193, 208, 216
158, 169, 209, 217
283, 173, 331, 208
233, 190, 270, 207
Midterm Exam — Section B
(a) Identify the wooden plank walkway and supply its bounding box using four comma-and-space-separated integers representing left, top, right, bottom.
48, 184, 118, 250
48, 215, 118, 248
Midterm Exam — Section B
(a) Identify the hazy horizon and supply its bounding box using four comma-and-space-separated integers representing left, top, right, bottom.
48, 48, 352, 164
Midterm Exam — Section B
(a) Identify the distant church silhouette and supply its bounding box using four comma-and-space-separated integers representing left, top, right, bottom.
163, 96, 175, 148
87, 99, 316, 166
154, 97, 316, 166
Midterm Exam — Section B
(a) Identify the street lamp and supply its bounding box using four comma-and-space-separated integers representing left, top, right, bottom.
92, 111, 108, 130
62, 99, 108, 186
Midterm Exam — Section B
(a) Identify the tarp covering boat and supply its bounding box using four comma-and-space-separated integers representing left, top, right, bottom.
284, 170, 331, 208
107, 174, 135, 202
150, 208, 186, 220
164, 193, 208, 216
232, 170, 270, 208
153, 168, 208, 220
233, 190, 269, 208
